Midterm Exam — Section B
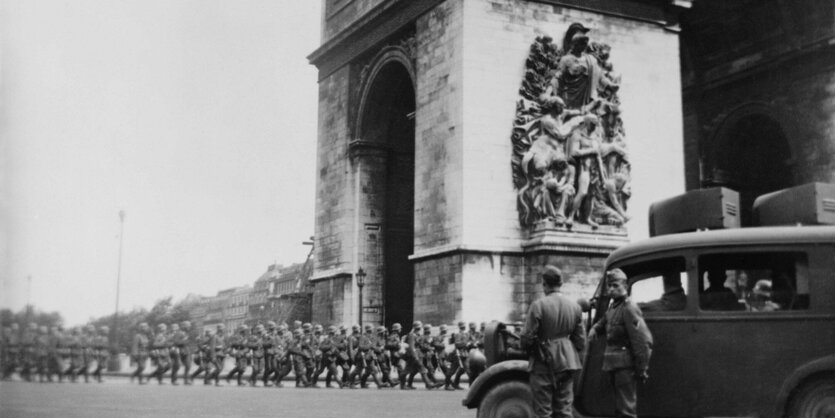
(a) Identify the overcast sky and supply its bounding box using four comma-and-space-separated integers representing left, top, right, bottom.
1, 1, 323, 325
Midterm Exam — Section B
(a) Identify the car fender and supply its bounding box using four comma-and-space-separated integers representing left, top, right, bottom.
462, 359, 530, 409
774, 354, 835, 415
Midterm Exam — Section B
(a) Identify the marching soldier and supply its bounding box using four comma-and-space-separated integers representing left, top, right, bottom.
47, 326, 62, 383
433, 324, 455, 390
56, 325, 72, 383
288, 328, 311, 387
20, 322, 37, 382
333, 325, 351, 387
273, 323, 293, 387
190, 328, 212, 383
303, 323, 318, 384
385, 323, 407, 389
248, 324, 265, 386
345, 324, 360, 387
357, 324, 385, 389
92, 325, 109, 383
76, 325, 94, 383
449, 321, 469, 389
150, 323, 171, 384
66, 327, 83, 383
262, 321, 277, 386
312, 325, 341, 388
34, 325, 50, 383
374, 326, 395, 387
208, 324, 227, 386
131, 322, 151, 384
226, 324, 248, 386
420, 324, 437, 379
404, 321, 442, 390
179, 321, 196, 385
168, 322, 186, 385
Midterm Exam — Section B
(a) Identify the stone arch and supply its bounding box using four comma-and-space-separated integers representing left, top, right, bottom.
353, 47, 416, 328
706, 102, 796, 225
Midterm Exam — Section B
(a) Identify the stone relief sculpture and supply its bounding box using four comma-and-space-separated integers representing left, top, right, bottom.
512, 23, 631, 228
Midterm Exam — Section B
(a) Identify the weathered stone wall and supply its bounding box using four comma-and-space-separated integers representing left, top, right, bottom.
413, 0, 465, 253
414, 253, 463, 325
322, 0, 388, 43
311, 276, 349, 325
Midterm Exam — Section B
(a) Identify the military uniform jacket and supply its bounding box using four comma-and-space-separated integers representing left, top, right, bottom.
522, 290, 586, 373
590, 297, 653, 372
93, 335, 109, 357
131, 333, 150, 357
453, 331, 470, 353
211, 333, 227, 356
227, 334, 245, 357
333, 334, 349, 361
170, 330, 187, 355
247, 334, 264, 358
35, 334, 50, 357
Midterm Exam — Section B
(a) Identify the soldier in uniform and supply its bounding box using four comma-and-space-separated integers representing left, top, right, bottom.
521, 265, 586, 418
357, 324, 386, 389
289, 328, 311, 387
449, 321, 469, 390
131, 322, 151, 384
404, 321, 443, 390
20, 322, 37, 382
66, 327, 84, 383
344, 324, 361, 387
34, 325, 50, 383
56, 325, 72, 383
433, 324, 455, 390
92, 325, 109, 383
168, 322, 186, 385
272, 323, 293, 387
333, 325, 351, 387
2, 323, 20, 380
226, 324, 248, 386
150, 323, 171, 384
262, 321, 277, 386
588, 268, 653, 418
419, 324, 437, 381
385, 323, 407, 389
373, 325, 394, 387
190, 328, 212, 383
312, 325, 341, 388
179, 321, 196, 385
208, 324, 227, 386
248, 324, 265, 386
302, 323, 318, 384
346, 325, 369, 387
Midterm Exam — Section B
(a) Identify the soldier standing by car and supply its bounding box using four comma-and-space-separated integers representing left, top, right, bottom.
588, 268, 653, 418
521, 265, 586, 418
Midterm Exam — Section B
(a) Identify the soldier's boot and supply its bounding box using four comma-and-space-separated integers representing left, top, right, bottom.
171, 364, 179, 385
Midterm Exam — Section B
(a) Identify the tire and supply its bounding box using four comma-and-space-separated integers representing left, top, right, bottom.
787, 376, 835, 418
477, 380, 533, 418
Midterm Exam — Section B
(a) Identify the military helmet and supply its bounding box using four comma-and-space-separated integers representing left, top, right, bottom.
180, 320, 191, 328
328, 325, 337, 333
439, 324, 448, 332
266, 321, 277, 329
391, 323, 402, 332
423, 324, 432, 333
351, 324, 360, 332
157, 323, 167, 331
376, 326, 386, 334
469, 322, 477, 328
338, 325, 347, 332
458, 321, 466, 328
100, 325, 109, 333
239, 324, 249, 332
412, 321, 422, 329
293, 329, 303, 337
86, 324, 96, 332
313, 324, 323, 332
171, 323, 180, 330
364, 324, 373, 331
302, 323, 312, 331
217, 323, 225, 330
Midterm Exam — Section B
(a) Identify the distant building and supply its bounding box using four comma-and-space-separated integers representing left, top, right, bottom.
248, 264, 282, 326
202, 291, 230, 333
224, 285, 251, 331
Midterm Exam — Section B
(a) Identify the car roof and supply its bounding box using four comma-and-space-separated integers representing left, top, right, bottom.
607, 225, 835, 265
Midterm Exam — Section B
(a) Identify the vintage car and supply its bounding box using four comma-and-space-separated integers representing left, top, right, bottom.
463, 183, 835, 418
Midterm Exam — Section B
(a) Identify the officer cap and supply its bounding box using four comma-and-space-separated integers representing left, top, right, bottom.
266, 321, 276, 328
606, 268, 628, 284
376, 326, 386, 334
328, 325, 337, 333
391, 323, 402, 332
542, 265, 563, 287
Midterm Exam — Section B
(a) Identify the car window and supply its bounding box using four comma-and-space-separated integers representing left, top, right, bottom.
698, 252, 810, 311
620, 257, 688, 312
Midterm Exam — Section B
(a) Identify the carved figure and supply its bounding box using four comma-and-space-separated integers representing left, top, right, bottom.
511, 26, 631, 228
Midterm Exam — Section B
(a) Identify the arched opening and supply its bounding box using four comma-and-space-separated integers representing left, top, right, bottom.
708, 111, 793, 225
358, 61, 415, 328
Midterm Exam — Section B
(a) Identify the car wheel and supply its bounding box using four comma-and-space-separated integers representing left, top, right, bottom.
787, 376, 835, 418
477, 380, 533, 418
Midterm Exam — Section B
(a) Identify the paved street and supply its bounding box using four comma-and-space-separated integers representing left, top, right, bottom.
0, 377, 477, 418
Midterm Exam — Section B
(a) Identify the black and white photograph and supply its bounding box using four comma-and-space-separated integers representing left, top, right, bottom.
2, 1, 834, 417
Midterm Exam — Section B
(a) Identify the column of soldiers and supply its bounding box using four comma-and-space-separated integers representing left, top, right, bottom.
1, 322, 110, 383
2, 318, 490, 389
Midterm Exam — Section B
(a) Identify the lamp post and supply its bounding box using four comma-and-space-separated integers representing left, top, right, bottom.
110, 210, 125, 371
356, 267, 366, 327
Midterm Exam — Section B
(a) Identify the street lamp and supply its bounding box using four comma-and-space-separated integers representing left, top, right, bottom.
356, 267, 366, 327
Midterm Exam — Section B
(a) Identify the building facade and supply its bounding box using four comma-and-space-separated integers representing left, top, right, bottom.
308, 0, 690, 327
